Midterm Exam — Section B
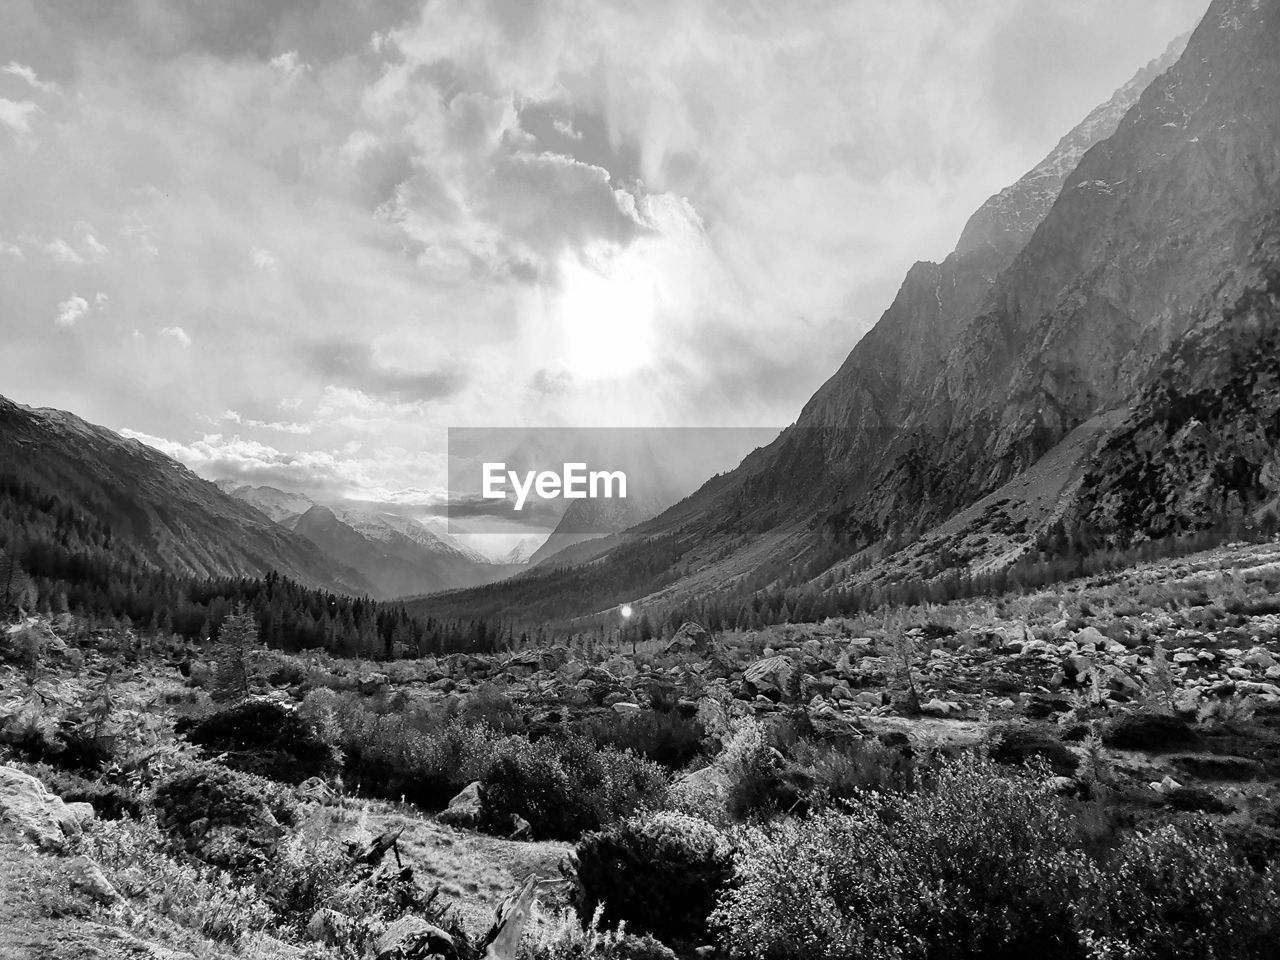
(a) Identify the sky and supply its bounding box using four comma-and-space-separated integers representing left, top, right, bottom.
0, 0, 1208, 513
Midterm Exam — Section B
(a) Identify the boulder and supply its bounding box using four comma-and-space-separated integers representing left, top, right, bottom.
374, 916, 456, 960
67, 855, 120, 904
438, 781, 486, 829
611, 701, 642, 715
0, 765, 83, 850
665, 622, 713, 656
742, 655, 795, 700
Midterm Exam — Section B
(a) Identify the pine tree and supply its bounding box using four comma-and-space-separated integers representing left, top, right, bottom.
212, 606, 265, 704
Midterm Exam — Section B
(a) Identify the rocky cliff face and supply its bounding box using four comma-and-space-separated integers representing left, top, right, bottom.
740, 0, 1280, 551
1074, 263, 1280, 538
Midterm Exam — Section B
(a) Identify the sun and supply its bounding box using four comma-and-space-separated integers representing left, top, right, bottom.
554, 248, 658, 380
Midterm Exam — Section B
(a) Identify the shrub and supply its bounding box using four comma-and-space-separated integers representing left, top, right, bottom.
152, 761, 296, 873
20, 763, 142, 819
570, 708, 707, 770
522, 907, 678, 960
713, 756, 1085, 960
989, 723, 1080, 777
177, 698, 340, 784
576, 811, 735, 949
1102, 711, 1197, 752
484, 735, 668, 840
77, 815, 273, 943
790, 736, 916, 807
1074, 821, 1280, 959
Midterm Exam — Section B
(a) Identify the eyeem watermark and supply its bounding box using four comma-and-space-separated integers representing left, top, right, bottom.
482, 462, 627, 511
445, 426, 781, 536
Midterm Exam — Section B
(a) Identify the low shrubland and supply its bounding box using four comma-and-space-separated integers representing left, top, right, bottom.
713, 756, 1280, 960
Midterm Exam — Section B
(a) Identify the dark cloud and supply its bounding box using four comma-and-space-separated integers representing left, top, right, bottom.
305, 339, 466, 403
482, 150, 643, 256
3, 0, 423, 73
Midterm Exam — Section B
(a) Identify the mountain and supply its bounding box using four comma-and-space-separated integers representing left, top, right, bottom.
414, 0, 1280, 624
503, 536, 546, 565
0, 396, 371, 594
215, 482, 316, 524
288, 505, 519, 600
217, 484, 517, 599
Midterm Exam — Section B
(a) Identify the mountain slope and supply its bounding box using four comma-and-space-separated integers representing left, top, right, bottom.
0, 396, 371, 594
286, 504, 519, 600
214, 483, 518, 599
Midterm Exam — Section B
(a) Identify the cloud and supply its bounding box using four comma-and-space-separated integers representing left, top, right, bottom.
41, 238, 84, 264
222, 408, 312, 434
0, 0, 1207, 510
305, 340, 466, 404
3, 61, 59, 94
0, 98, 39, 137
54, 294, 89, 328
119, 427, 449, 503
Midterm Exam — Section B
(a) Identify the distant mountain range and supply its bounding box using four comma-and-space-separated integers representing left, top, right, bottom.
0, 396, 371, 595
413, 0, 1280, 625
0, 397, 525, 601
216, 482, 520, 599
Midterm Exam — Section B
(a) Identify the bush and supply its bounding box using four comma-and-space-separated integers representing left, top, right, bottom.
576, 811, 735, 949
522, 907, 678, 960
484, 735, 668, 840
177, 698, 340, 784
152, 761, 296, 873
20, 763, 141, 819
78, 815, 273, 943
570, 709, 707, 771
1101, 712, 1197, 752
989, 723, 1080, 777
713, 756, 1085, 960
1074, 821, 1280, 959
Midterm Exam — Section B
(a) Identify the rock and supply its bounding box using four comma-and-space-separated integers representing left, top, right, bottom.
374, 916, 456, 960
921, 698, 961, 715
509, 815, 531, 840
68, 855, 120, 904
665, 621, 713, 656
307, 907, 356, 946
1242, 648, 1278, 670
0, 765, 83, 850
359, 673, 391, 695
742, 655, 795, 699
1073, 627, 1108, 649
611, 701, 642, 714
64, 801, 96, 830
438, 781, 486, 829
297, 776, 336, 803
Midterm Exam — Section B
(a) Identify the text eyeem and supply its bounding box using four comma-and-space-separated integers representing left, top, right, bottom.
482, 462, 627, 511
